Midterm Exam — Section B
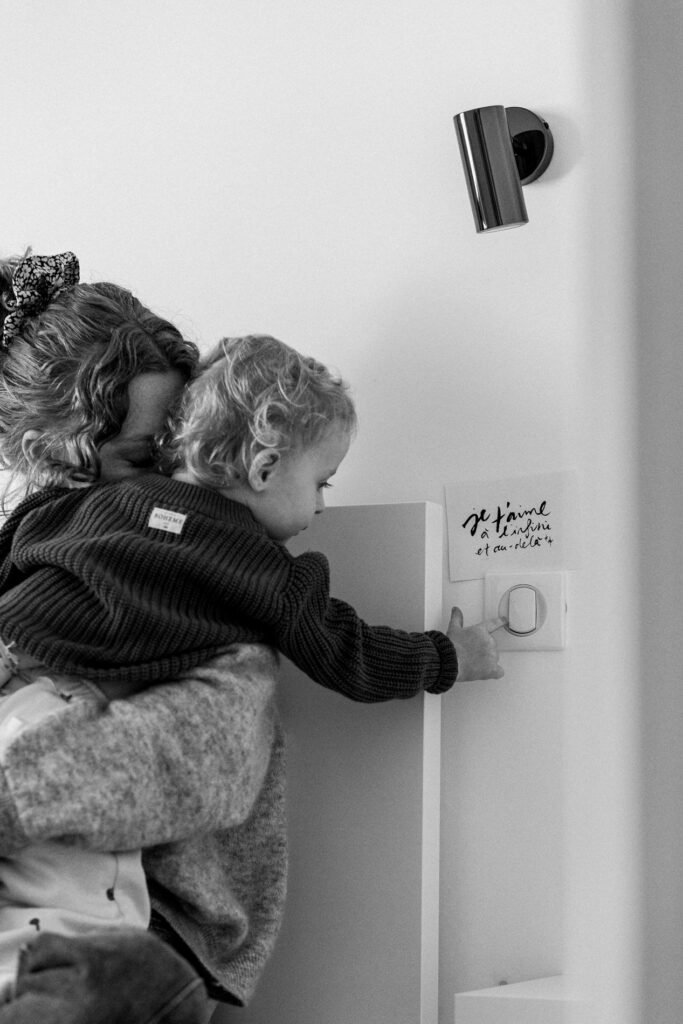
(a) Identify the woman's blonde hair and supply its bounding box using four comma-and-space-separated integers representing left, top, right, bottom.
166, 334, 357, 489
0, 253, 198, 496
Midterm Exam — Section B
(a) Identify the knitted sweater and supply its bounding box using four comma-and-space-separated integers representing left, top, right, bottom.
0, 644, 286, 1005
0, 474, 458, 699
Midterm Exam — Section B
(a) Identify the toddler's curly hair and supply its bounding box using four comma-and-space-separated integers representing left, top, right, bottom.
0, 253, 198, 495
166, 335, 357, 489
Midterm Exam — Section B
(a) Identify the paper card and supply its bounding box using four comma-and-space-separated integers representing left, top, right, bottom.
445, 471, 580, 581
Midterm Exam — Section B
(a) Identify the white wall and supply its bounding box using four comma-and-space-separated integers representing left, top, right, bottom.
3, 3, 645, 1022
563, 6, 641, 1022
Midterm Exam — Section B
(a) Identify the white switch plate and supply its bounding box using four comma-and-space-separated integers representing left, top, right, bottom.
485, 572, 567, 651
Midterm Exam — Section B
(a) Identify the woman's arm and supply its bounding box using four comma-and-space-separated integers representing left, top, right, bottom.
0, 644, 279, 853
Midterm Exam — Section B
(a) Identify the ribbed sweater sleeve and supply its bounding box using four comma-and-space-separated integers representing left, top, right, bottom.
274, 552, 457, 699
0, 486, 69, 590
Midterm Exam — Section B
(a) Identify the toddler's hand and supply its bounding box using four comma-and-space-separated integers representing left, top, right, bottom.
447, 606, 505, 681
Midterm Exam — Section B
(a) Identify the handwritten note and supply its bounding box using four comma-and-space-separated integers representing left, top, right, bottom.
445, 471, 579, 581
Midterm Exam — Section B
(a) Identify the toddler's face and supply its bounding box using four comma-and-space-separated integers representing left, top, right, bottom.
251, 427, 351, 542
98, 370, 185, 482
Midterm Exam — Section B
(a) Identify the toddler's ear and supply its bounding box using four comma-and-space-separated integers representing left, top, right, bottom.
247, 450, 280, 491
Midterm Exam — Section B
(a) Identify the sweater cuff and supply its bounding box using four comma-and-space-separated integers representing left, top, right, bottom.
424, 631, 458, 694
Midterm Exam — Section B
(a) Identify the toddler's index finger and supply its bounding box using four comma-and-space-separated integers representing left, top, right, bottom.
448, 606, 464, 630
486, 616, 508, 633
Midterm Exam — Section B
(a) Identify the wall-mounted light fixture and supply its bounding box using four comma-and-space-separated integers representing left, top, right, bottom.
453, 105, 554, 233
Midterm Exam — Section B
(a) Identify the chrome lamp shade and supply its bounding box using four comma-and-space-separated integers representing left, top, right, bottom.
454, 105, 553, 233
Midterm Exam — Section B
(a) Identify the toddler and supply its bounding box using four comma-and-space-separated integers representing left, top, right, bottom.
0, 331, 502, 700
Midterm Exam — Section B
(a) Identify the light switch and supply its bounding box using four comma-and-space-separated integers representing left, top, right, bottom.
507, 585, 538, 635
483, 572, 567, 651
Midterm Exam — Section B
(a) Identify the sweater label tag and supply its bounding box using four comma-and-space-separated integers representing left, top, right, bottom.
148, 507, 187, 535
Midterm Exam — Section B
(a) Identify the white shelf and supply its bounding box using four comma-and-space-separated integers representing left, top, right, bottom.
235, 503, 444, 1024
455, 975, 582, 1024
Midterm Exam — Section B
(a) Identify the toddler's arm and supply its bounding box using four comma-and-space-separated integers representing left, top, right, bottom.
0, 644, 279, 854
274, 552, 504, 698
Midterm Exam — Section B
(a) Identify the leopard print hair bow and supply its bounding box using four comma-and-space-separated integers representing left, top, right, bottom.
1, 251, 80, 350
